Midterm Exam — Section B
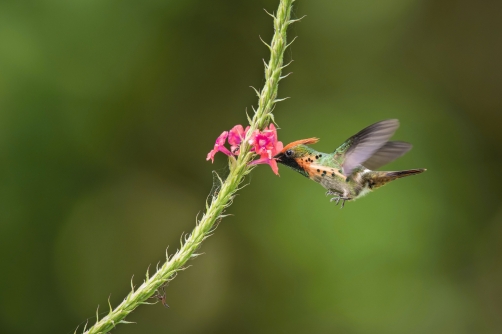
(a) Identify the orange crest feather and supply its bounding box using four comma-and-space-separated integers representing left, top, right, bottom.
281, 138, 319, 152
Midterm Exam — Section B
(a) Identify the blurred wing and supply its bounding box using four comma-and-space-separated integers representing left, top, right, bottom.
338, 119, 400, 176
362, 141, 412, 170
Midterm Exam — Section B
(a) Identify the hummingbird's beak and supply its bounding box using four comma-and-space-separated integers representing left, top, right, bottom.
273, 153, 283, 162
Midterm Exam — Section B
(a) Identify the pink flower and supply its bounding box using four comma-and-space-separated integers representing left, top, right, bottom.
248, 124, 283, 175
206, 123, 283, 175
206, 131, 232, 163
227, 124, 250, 154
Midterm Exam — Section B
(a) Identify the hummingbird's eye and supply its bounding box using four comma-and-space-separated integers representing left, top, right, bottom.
285, 149, 293, 157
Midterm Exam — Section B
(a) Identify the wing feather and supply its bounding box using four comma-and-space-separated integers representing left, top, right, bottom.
339, 119, 400, 176
362, 141, 412, 170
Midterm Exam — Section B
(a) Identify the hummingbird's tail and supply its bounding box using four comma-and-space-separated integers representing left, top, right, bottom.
365, 168, 426, 189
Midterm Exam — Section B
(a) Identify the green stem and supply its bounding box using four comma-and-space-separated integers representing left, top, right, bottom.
82, 1, 295, 333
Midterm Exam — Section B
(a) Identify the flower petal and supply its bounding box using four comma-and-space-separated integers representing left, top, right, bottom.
248, 156, 269, 166
268, 159, 279, 175
207, 131, 231, 162
206, 149, 216, 163
228, 125, 245, 146
218, 146, 232, 156
275, 141, 283, 153
216, 131, 229, 145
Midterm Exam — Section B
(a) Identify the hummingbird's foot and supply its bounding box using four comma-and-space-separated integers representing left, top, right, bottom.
330, 195, 351, 208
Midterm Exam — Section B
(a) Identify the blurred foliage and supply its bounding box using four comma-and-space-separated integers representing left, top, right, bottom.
1, 0, 502, 333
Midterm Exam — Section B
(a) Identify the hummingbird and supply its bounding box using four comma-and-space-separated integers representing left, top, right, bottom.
273, 119, 426, 208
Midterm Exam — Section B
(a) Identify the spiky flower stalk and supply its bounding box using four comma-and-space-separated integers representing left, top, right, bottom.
82, 1, 295, 333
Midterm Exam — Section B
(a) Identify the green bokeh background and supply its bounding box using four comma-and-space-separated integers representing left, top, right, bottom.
1, 0, 502, 333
